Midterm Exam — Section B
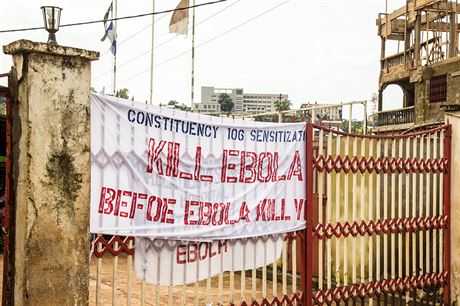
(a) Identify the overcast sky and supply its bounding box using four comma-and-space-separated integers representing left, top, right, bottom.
0, 0, 407, 118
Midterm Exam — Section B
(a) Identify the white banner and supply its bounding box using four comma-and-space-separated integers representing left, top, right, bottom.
90, 94, 307, 239
135, 235, 284, 285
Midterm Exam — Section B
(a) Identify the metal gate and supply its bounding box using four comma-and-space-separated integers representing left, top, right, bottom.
306, 122, 451, 305
0, 71, 14, 306
90, 122, 451, 306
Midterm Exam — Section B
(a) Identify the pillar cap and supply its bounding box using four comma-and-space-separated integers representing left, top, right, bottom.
3, 39, 99, 61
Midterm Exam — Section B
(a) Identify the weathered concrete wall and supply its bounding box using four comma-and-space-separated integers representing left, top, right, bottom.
3, 40, 98, 306
413, 58, 460, 125
447, 112, 460, 304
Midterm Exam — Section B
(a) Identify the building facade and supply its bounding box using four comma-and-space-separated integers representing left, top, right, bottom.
375, 0, 460, 132
300, 102, 343, 121
193, 86, 288, 114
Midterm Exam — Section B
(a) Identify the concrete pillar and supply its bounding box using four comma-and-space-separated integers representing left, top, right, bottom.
447, 112, 460, 304
2, 40, 98, 306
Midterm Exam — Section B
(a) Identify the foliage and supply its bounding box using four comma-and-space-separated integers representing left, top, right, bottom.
274, 99, 292, 112
168, 100, 191, 112
341, 120, 364, 133
0, 97, 5, 116
117, 88, 129, 99
90, 87, 96, 93
218, 93, 234, 113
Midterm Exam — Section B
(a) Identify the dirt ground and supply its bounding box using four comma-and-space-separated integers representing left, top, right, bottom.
89, 253, 292, 306
0, 254, 292, 305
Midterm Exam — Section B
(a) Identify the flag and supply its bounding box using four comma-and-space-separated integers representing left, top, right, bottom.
169, 0, 190, 35
101, 2, 117, 55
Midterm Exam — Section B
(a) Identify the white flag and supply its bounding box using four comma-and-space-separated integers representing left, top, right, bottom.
169, 0, 190, 35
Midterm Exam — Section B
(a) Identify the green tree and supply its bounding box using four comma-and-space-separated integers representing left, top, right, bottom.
90, 86, 96, 93
117, 88, 129, 99
168, 100, 179, 107
168, 100, 191, 112
274, 99, 292, 112
0, 96, 5, 115
218, 93, 234, 113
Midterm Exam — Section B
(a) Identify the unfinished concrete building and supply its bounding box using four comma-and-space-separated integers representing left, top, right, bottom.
375, 0, 460, 132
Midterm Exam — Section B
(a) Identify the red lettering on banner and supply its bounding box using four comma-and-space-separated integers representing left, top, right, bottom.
287, 151, 303, 181
294, 198, 305, 221
239, 151, 257, 183
176, 244, 187, 264
166, 142, 180, 177
221, 150, 239, 183
238, 201, 250, 222
98, 187, 116, 214
194, 146, 213, 182
146, 138, 166, 175
188, 243, 198, 263
257, 152, 273, 182
176, 241, 229, 264
146, 196, 176, 224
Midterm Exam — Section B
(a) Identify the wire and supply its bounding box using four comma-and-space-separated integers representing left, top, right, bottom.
117, 0, 290, 85
0, 0, 227, 33
94, 0, 242, 80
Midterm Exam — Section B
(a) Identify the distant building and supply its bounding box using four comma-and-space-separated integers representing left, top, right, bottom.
193, 86, 288, 114
300, 102, 343, 121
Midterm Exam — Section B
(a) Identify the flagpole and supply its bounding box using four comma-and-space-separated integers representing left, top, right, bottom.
191, 0, 196, 107
113, 0, 118, 95
149, 0, 156, 104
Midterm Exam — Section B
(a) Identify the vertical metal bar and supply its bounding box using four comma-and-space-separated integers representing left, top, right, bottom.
419, 135, 424, 278
426, 133, 431, 275
405, 137, 410, 303
252, 249, 256, 300
292, 239, 297, 294
326, 132, 332, 289
352, 136, 358, 284
317, 129, 324, 291
127, 239, 133, 306
443, 125, 452, 305
376, 140, 382, 282
112, 240, 119, 306
335, 134, 341, 287
384, 139, 389, 280
360, 138, 365, 284
282, 240, 287, 297
398, 139, 403, 283
344, 134, 350, 286
140, 280, 145, 306
96, 238, 103, 306
304, 122, 314, 306
241, 243, 246, 303
262, 243, 267, 299
412, 137, 417, 278
391, 139, 396, 280
230, 244, 235, 304
440, 130, 444, 274
433, 131, 439, 275
368, 138, 374, 306
272, 243, 278, 299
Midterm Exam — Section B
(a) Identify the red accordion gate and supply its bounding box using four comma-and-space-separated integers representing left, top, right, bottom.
304, 122, 451, 305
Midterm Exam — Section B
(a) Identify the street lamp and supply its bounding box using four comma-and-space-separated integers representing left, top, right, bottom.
41, 6, 62, 44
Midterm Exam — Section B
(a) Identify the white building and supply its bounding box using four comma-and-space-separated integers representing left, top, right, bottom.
193, 86, 288, 114
300, 102, 343, 121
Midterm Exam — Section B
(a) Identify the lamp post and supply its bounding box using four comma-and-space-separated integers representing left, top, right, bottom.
41, 6, 62, 44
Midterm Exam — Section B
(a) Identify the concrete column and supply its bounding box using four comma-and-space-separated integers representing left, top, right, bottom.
3, 40, 98, 306
447, 112, 460, 304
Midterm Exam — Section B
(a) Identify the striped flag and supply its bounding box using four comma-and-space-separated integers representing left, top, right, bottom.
101, 2, 117, 55
169, 0, 190, 35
